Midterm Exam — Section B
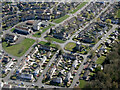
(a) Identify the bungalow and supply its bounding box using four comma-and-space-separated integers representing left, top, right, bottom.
4, 34, 17, 43
14, 26, 32, 35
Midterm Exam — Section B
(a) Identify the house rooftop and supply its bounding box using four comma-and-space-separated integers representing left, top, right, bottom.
15, 26, 29, 31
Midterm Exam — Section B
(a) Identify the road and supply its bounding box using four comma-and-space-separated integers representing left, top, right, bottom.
70, 25, 118, 88
1, 2, 91, 87
1, 2, 117, 89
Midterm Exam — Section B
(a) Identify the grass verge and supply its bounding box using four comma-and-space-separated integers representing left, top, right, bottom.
53, 15, 69, 24
2, 38, 35, 57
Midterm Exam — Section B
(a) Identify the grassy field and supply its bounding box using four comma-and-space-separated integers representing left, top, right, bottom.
96, 56, 106, 64
33, 24, 54, 38
11, 28, 15, 32
64, 42, 76, 51
41, 24, 55, 34
32, 32, 41, 38
70, 2, 87, 14
39, 41, 58, 48
2, 38, 35, 57
45, 37, 65, 43
53, 15, 70, 24
79, 80, 86, 88
117, 9, 120, 18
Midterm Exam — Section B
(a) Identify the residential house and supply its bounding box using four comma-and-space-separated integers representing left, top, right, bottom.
64, 72, 72, 82
5, 60, 14, 68
72, 60, 78, 68
14, 26, 32, 35
46, 51, 52, 58
2, 84, 12, 89
53, 33, 66, 40
4, 34, 17, 43
38, 44, 53, 51
39, 14, 51, 20
51, 77, 63, 84
2, 57, 10, 64
76, 42, 83, 51
20, 74, 34, 81
36, 9, 44, 14
63, 53, 76, 60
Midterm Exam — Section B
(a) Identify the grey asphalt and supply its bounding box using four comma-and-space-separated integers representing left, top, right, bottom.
1, 2, 117, 89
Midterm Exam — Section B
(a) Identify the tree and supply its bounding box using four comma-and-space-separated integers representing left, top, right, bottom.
106, 19, 111, 23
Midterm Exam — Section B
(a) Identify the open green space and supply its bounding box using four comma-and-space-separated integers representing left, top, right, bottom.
11, 28, 15, 32
2, 38, 35, 57
79, 80, 86, 88
53, 15, 70, 24
70, 2, 87, 14
65, 42, 76, 51
39, 41, 58, 48
41, 24, 55, 34
96, 56, 106, 64
32, 32, 41, 38
45, 37, 65, 43
117, 9, 120, 18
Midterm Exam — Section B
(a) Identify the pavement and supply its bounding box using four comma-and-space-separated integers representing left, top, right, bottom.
70, 24, 118, 88
1, 2, 118, 89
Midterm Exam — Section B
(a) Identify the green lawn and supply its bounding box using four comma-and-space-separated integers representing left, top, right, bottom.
64, 42, 76, 51
11, 28, 15, 32
32, 32, 41, 38
39, 41, 58, 48
2, 38, 35, 57
45, 37, 65, 43
117, 9, 120, 18
53, 15, 70, 24
79, 80, 86, 88
33, 24, 54, 38
70, 2, 87, 14
41, 24, 55, 34
96, 56, 106, 64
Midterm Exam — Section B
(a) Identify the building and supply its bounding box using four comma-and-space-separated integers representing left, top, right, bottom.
2, 57, 10, 64
51, 77, 62, 84
64, 72, 72, 82
76, 42, 83, 51
5, 60, 14, 68
33, 21, 48, 31
72, 60, 78, 68
38, 44, 52, 51
4, 34, 17, 43
14, 26, 32, 35
20, 74, 34, 80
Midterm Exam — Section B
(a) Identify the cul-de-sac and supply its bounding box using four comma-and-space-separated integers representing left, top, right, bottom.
0, 1, 120, 89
